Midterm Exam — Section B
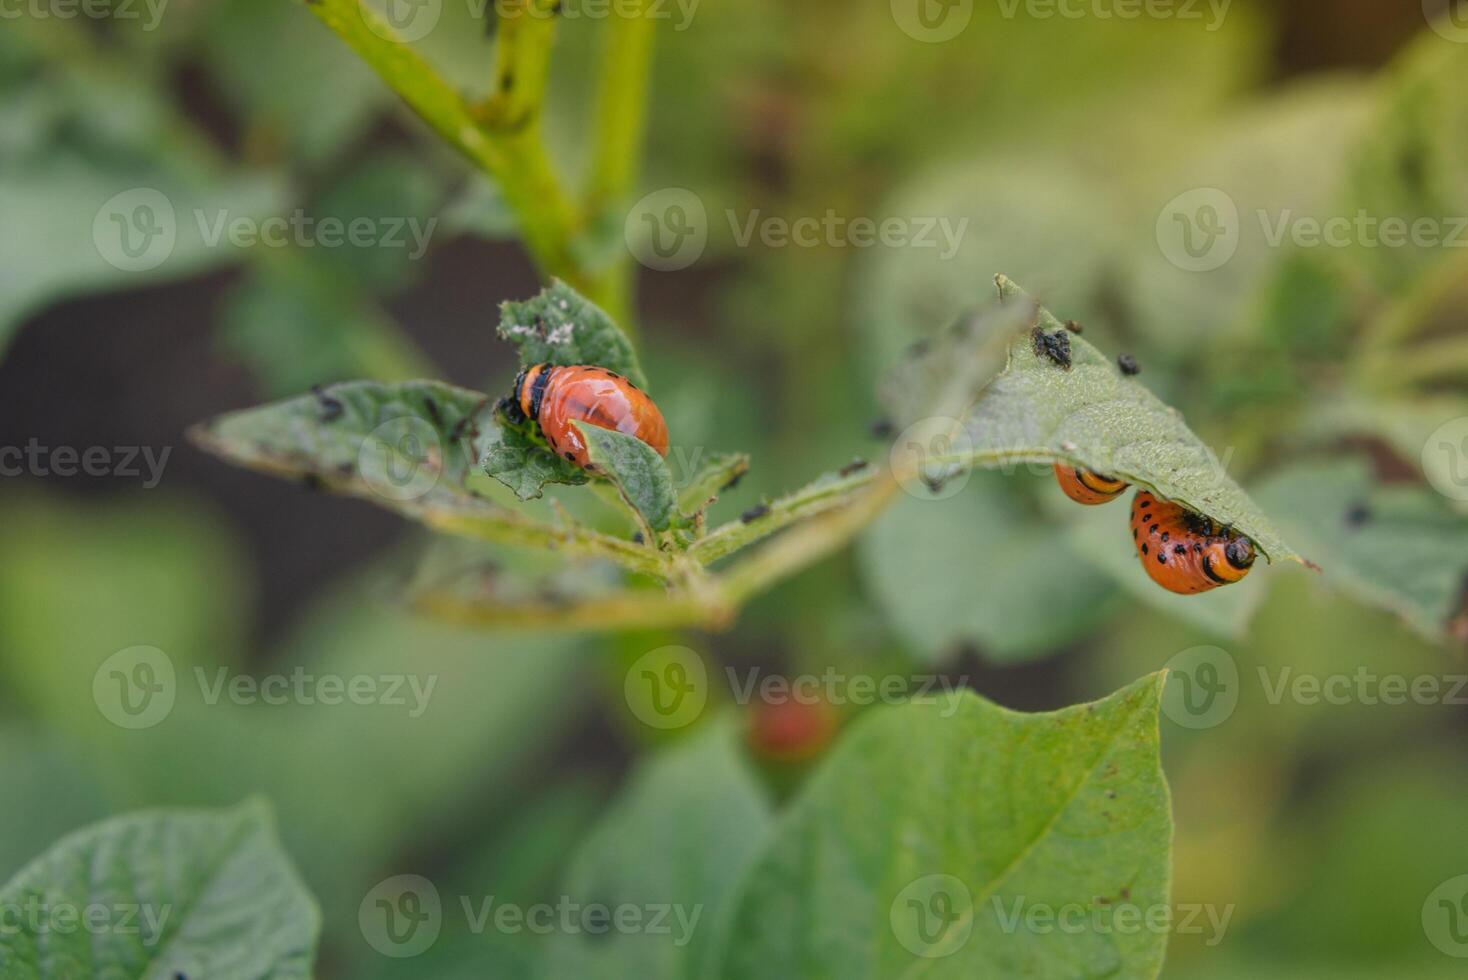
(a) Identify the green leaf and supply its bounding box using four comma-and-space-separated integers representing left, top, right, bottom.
859, 474, 1117, 664
877, 300, 1036, 429
191, 382, 668, 578
480, 408, 590, 501
498, 281, 648, 389
191, 378, 491, 492
0, 800, 319, 979
542, 718, 774, 979
0, 139, 285, 354
676, 452, 750, 517
575, 421, 678, 534
718, 674, 1172, 979
1252, 457, 1468, 645
967, 277, 1305, 566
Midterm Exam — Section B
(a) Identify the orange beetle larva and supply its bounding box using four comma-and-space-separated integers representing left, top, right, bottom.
1053, 464, 1129, 505
511, 363, 669, 469
1130, 490, 1255, 595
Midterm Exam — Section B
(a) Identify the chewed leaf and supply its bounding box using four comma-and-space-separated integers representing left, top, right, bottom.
480, 406, 589, 501
962, 277, 1305, 565
877, 299, 1036, 428
191, 379, 493, 498
498, 280, 648, 389
189, 381, 629, 566
575, 422, 678, 534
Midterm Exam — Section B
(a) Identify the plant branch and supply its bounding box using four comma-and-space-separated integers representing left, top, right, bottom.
585, 1, 657, 216
478, 0, 560, 132
690, 466, 880, 565
414, 584, 710, 631
307, 0, 589, 298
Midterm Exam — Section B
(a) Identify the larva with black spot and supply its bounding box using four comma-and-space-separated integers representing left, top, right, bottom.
1129, 490, 1255, 595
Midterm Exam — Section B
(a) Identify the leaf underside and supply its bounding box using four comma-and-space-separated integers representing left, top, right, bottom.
965, 277, 1305, 565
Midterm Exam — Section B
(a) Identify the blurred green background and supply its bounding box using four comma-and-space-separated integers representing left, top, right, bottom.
2, 0, 1468, 976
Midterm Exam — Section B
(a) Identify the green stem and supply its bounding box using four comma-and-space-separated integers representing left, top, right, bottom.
580, 1, 658, 327
308, 0, 587, 296
585, 2, 657, 217
690, 466, 880, 565
479, 0, 560, 132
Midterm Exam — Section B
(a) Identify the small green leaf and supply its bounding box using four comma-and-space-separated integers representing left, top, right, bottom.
191, 379, 493, 496
677, 451, 750, 516
718, 674, 1172, 979
575, 421, 678, 534
0, 800, 319, 979
542, 718, 773, 979
498, 280, 647, 388
480, 409, 589, 501
969, 277, 1305, 565
1253, 457, 1468, 645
